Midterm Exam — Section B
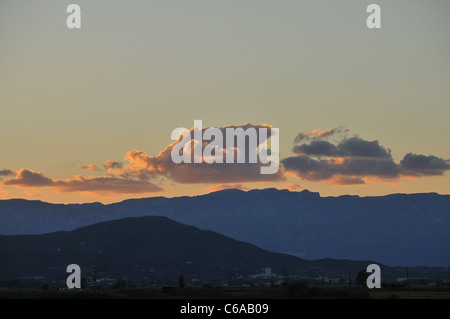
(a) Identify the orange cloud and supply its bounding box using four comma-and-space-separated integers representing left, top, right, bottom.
2, 169, 162, 195
281, 183, 303, 191
2, 123, 284, 196
5, 126, 447, 197
326, 157, 346, 165
81, 164, 101, 171
3, 168, 53, 187
103, 160, 125, 176
283, 128, 450, 186
205, 183, 249, 193
0, 187, 9, 199
24, 189, 43, 199
53, 175, 162, 194
361, 176, 403, 185
120, 123, 285, 184
329, 175, 365, 185
103, 161, 123, 169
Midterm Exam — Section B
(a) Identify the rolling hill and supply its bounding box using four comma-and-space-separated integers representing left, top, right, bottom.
0, 216, 379, 283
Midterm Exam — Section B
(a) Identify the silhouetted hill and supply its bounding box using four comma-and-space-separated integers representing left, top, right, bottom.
1, 189, 449, 266
0, 216, 377, 282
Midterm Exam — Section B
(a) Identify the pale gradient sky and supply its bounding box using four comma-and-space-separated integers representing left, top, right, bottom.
1, 1, 449, 203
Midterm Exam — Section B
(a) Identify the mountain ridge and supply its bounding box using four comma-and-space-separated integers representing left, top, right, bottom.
1, 188, 449, 266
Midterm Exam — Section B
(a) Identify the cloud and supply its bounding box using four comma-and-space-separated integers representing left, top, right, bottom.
0, 187, 10, 199
53, 176, 162, 194
5, 125, 447, 194
119, 123, 285, 184
103, 161, 125, 176
0, 169, 15, 181
2, 168, 162, 194
3, 123, 285, 194
329, 175, 365, 185
282, 156, 332, 180
282, 183, 304, 191
103, 161, 123, 169
293, 140, 338, 157
205, 183, 249, 193
400, 153, 450, 176
283, 128, 450, 185
123, 149, 283, 184
24, 189, 43, 199
294, 126, 348, 143
0, 169, 15, 176
343, 157, 399, 177
338, 137, 391, 158
293, 137, 391, 159
81, 164, 101, 171
3, 168, 53, 187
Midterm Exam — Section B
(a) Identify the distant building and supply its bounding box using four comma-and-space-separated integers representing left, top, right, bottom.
249, 267, 277, 279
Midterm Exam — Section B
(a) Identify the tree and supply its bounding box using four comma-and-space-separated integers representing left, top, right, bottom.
113, 279, 127, 289
178, 274, 185, 288
356, 269, 369, 288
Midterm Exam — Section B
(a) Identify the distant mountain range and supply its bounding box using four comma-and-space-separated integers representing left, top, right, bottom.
0, 216, 379, 283
1, 189, 449, 266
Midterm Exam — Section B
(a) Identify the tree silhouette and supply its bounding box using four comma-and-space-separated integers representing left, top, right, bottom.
113, 279, 127, 289
178, 274, 185, 288
356, 269, 369, 288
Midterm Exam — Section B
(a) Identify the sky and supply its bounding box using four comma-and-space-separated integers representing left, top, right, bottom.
1, 0, 449, 204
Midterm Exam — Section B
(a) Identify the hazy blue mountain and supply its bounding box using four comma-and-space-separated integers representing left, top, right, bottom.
1, 189, 449, 266
0, 216, 380, 282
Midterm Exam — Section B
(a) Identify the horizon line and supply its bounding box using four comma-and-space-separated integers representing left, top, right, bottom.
0, 187, 446, 206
